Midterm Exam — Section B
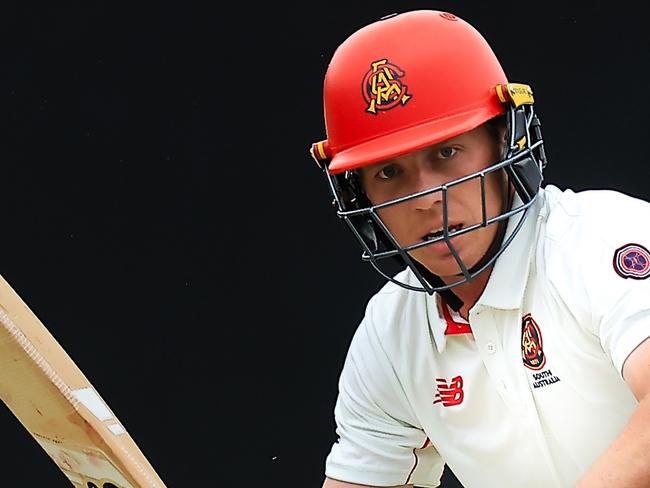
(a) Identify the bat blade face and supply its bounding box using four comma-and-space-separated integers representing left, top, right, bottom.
0, 274, 167, 488
36, 437, 134, 488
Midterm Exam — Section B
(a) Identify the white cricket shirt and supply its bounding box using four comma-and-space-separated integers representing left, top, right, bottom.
325, 184, 650, 487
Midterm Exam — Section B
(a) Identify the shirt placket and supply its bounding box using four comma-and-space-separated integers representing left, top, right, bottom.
472, 305, 564, 486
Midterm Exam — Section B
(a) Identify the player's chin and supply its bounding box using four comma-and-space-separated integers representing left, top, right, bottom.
409, 248, 462, 277
411, 241, 483, 278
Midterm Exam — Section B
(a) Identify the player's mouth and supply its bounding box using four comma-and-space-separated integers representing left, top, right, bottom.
422, 224, 463, 241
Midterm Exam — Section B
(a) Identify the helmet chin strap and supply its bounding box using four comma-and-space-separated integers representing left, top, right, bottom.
414, 180, 514, 312
412, 262, 465, 311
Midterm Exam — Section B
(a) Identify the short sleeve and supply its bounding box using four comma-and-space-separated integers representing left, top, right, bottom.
551, 190, 650, 379
589, 241, 650, 378
325, 301, 444, 487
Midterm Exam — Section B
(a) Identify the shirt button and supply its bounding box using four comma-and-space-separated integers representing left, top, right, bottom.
486, 343, 496, 354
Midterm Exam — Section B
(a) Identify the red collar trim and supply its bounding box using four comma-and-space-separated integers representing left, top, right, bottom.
440, 299, 472, 336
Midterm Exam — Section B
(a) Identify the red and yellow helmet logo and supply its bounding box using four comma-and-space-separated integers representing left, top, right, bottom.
362, 59, 412, 114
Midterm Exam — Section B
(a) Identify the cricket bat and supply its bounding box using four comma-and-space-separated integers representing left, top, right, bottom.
0, 272, 167, 488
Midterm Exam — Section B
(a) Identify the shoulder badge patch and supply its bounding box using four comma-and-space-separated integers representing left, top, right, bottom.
613, 243, 650, 280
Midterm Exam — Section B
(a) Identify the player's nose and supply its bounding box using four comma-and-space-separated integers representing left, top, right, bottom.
411, 166, 444, 211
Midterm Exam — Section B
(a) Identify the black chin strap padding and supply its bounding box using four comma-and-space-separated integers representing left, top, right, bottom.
506, 156, 542, 204
511, 107, 527, 143
506, 106, 543, 204
531, 114, 547, 170
413, 261, 464, 311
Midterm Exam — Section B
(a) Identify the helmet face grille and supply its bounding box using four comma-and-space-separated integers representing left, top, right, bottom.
322, 103, 546, 294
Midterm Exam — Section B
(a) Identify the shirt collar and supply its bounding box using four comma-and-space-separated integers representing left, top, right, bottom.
426, 293, 448, 353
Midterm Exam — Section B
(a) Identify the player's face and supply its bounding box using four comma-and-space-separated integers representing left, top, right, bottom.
359, 124, 507, 283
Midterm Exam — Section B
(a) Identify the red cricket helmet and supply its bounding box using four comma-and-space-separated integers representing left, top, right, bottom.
310, 9, 546, 299
315, 10, 509, 174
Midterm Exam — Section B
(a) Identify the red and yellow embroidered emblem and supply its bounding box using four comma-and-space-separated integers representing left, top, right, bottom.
362, 59, 412, 114
521, 314, 546, 370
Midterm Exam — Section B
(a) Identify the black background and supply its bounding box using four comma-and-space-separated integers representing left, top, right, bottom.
1, 1, 648, 487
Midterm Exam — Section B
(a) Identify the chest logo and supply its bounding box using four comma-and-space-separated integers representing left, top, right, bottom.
433, 375, 464, 407
521, 314, 546, 370
613, 243, 650, 280
362, 59, 412, 114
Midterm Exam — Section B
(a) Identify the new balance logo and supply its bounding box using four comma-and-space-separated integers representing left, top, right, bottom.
433, 375, 464, 407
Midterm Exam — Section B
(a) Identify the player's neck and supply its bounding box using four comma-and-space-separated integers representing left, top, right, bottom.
445, 265, 493, 321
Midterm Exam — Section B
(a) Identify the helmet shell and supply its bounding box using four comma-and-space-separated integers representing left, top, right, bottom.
323, 10, 509, 173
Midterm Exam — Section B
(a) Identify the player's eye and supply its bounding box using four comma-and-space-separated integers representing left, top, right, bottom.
377, 164, 401, 180
438, 146, 457, 159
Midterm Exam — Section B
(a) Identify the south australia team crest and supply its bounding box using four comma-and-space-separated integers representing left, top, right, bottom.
521, 313, 545, 370
521, 314, 560, 389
